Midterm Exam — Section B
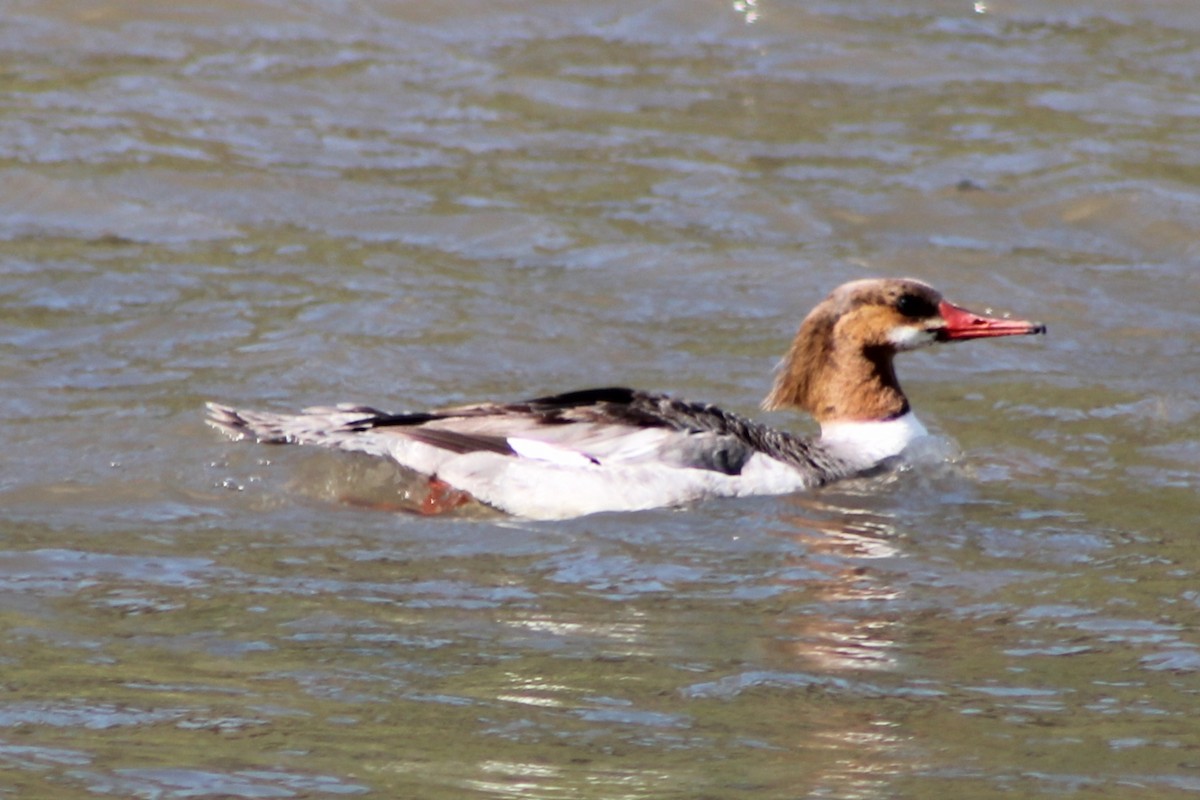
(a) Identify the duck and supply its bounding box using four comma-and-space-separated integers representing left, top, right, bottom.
207, 277, 1045, 519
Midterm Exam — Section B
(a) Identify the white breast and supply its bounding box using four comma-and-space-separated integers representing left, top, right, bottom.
818, 411, 928, 468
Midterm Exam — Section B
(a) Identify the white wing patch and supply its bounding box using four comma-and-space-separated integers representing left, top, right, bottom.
506, 437, 600, 466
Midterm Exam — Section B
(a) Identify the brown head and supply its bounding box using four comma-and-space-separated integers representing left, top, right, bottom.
762, 278, 1045, 424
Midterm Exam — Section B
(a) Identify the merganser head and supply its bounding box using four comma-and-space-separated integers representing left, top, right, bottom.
763, 277, 1045, 423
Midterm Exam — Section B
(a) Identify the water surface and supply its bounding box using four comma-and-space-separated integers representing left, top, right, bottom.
2, 1, 1199, 797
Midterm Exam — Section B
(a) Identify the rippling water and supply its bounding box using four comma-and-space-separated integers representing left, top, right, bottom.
2, 1, 1199, 797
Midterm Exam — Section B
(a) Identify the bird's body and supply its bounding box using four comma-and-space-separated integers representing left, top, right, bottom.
208, 278, 1044, 519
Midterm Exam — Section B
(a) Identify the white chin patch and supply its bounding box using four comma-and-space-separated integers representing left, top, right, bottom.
887, 325, 937, 351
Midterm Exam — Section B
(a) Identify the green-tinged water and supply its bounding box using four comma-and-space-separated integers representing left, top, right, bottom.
2, 1, 1198, 797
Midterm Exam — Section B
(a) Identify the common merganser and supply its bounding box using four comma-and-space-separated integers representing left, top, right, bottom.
207, 278, 1044, 519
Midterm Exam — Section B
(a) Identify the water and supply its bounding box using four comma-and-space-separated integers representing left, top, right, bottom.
2, 0, 1199, 797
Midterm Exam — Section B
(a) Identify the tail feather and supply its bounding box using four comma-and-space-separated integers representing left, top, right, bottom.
204, 402, 394, 456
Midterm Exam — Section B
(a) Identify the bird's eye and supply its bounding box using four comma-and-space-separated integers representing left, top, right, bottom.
896, 294, 934, 319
